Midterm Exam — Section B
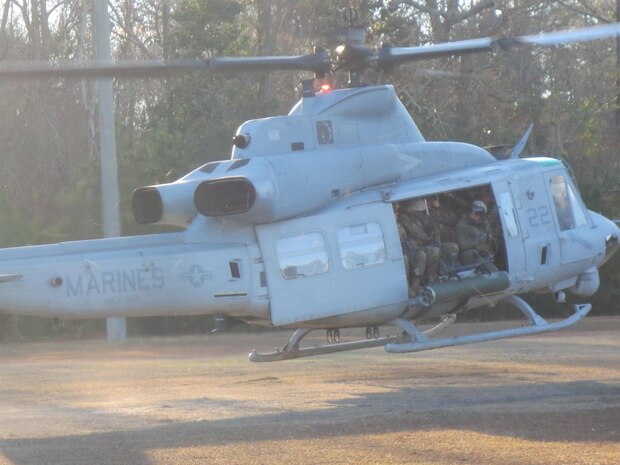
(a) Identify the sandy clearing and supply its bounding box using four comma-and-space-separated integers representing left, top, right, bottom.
0, 317, 618, 464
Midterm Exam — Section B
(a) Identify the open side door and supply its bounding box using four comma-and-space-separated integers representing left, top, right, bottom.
256, 202, 408, 326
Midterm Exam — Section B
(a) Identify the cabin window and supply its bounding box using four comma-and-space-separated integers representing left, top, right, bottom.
497, 192, 519, 237
337, 222, 387, 270
276, 232, 330, 279
550, 175, 575, 231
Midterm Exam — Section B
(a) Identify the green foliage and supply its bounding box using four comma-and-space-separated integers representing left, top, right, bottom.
0, 316, 105, 343
1, 1, 619, 341
0, 194, 46, 247
170, 0, 244, 57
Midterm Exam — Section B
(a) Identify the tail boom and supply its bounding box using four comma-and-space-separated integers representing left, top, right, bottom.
0, 233, 266, 321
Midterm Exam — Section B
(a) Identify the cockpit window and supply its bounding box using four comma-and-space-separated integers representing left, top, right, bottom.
567, 183, 589, 227
550, 175, 574, 230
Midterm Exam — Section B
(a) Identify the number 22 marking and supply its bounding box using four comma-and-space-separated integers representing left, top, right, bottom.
527, 206, 551, 227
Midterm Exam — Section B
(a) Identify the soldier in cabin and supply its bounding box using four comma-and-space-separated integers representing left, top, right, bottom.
475, 187, 500, 238
400, 198, 439, 289
428, 195, 458, 243
393, 203, 411, 285
427, 196, 460, 271
455, 200, 495, 265
400, 198, 460, 289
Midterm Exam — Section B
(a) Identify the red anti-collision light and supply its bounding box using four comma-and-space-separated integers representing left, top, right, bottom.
320, 83, 332, 93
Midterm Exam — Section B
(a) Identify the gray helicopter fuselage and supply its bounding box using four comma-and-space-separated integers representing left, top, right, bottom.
0, 85, 617, 329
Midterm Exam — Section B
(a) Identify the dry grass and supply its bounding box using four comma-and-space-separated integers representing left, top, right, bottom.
0, 318, 618, 464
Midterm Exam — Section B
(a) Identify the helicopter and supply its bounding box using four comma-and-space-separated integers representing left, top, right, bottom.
0, 18, 618, 362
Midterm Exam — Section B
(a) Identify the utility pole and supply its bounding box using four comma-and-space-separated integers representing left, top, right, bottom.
93, 0, 126, 342
616, 0, 620, 155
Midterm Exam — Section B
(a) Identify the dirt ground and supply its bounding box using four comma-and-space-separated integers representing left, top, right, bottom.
0, 317, 618, 465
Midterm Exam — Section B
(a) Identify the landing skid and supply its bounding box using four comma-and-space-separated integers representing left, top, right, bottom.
248, 314, 457, 362
386, 297, 591, 354
249, 296, 590, 362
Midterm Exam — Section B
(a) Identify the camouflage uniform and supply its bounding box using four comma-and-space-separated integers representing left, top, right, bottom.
438, 241, 460, 272
481, 202, 500, 238
429, 204, 458, 243
396, 219, 411, 281
455, 212, 492, 265
400, 211, 442, 282
475, 191, 501, 238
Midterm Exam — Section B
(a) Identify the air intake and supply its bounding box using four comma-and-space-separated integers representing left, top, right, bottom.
194, 177, 256, 216
132, 187, 163, 224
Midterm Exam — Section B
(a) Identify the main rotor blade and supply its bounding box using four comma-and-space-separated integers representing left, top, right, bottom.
379, 37, 494, 67
0, 52, 331, 80
517, 22, 620, 46
0, 59, 208, 79
377, 22, 620, 71
1, 22, 617, 80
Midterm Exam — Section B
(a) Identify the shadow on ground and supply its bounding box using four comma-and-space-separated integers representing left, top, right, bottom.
1, 379, 618, 465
